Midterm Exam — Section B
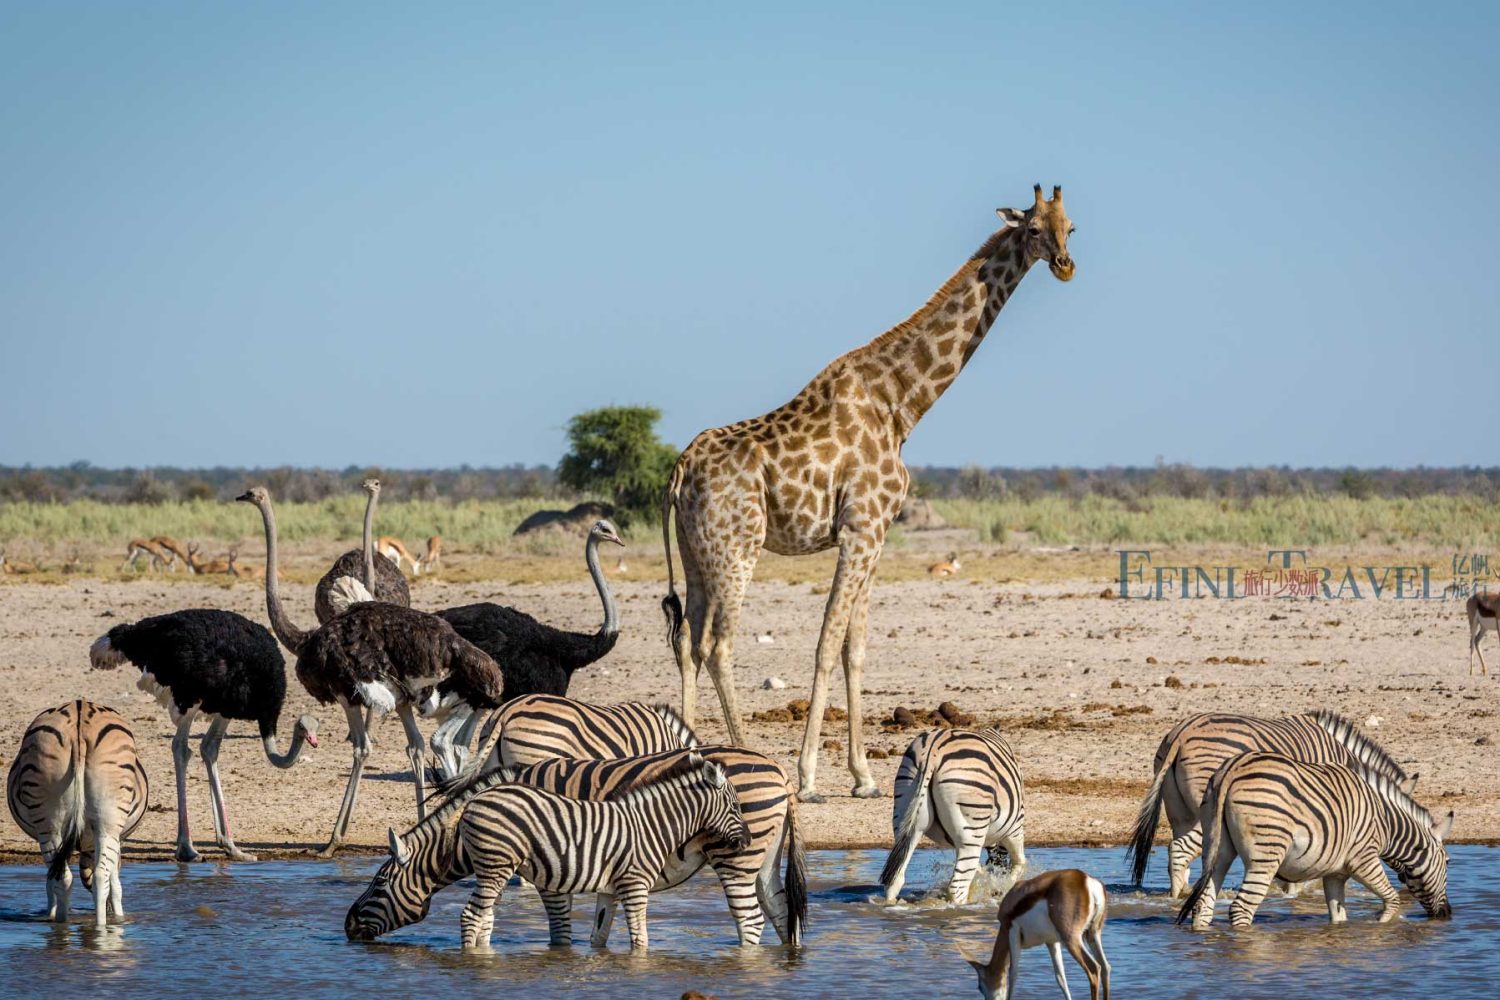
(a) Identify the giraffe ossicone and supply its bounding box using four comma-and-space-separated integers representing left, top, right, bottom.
662, 187, 1076, 801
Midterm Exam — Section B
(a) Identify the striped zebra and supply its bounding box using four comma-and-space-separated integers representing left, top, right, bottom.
880, 727, 1026, 904
452, 746, 806, 946
1127, 709, 1413, 896
462, 693, 698, 773
6, 700, 149, 926
346, 751, 749, 950
1178, 751, 1453, 928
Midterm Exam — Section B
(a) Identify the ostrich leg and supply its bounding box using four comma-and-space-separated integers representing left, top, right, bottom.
171, 708, 201, 862
200, 715, 256, 861
396, 704, 428, 820
317, 702, 372, 858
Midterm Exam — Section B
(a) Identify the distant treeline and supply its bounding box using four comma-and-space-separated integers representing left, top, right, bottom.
2, 462, 1497, 505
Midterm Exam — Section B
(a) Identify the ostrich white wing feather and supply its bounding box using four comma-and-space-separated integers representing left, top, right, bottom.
326, 575, 376, 616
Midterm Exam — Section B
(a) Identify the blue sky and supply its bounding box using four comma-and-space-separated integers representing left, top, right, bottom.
1, 2, 1495, 469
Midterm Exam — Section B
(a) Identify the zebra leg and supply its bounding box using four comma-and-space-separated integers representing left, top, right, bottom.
1168, 827, 1201, 899
317, 703, 371, 858
616, 881, 652, 951
1350, 855, 1402, 921
1048, 941, 1074, 1000
41, 840, 72, 921
1323, 874, 1349, 923
1228, 849, 1286, 928
91, 833, 120, 928
713, 864, 766, 945
1191, 840, 1237, 930
460, 868, 511, 950
539, 891, 573, 945
200, 716, 255, 861
947, 835, 986, 905
171, 709, 201, 862
396, 704, 427, 821
590, 893, 617, 947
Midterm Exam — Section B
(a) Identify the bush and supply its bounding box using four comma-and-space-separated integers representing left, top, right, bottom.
557, 406, 677, 528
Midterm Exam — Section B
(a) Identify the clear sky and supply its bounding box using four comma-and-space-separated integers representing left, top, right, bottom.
1, 2, 1495, 470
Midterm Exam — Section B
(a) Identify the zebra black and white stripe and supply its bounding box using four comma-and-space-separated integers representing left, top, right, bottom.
460, 746, 806, 946
464, 693, 699, 773
880, 727, 1026, 904
6, 700, 149, 925
346, 751, 750, 950
1127, 709, 1413, 896
1178, 751, 1453, 928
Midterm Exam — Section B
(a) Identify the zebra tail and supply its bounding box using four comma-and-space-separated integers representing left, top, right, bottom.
879, 752, 933, 889
49, 744, 86, 883
660, 457, 686, 651
1127, 738, 1180, 886
1176, 765, 1230, 925
784, 793, 808, 947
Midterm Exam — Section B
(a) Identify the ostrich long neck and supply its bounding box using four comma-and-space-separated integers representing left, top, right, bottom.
361, 491, 377, 589
585, 533, 619, 636
262, 726, 310, 769
255, 499, 309, 653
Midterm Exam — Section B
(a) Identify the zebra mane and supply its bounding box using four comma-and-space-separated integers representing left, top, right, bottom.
413, 767, 519, 834
604, 753, 707, 804
1354, 761, 1436, 830
652, 702, 700, 748
1310, 709, 1410, 780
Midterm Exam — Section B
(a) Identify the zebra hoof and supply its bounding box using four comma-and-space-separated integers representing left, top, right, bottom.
851, 784, 883, 799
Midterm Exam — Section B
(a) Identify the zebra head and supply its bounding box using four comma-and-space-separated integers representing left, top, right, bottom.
698, 757, 751, 852
344, 827, 435, 940
1390, 809, 1455, 920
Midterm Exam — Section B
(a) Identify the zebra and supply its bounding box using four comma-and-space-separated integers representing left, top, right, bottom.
1127, 709, 1414, 896
440, 746, 807, 946
880, 727, 1026, 904
346, 751, 750, 950
1178, 751, 1453, 929
6, 700, 149, 926
457, 692, 699, 775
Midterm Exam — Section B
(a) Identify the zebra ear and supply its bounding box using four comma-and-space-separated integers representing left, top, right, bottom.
704, 761, 726, 787
1400, 773, 1420, 795
1432, 810, 1455, 841
388, 826, 411, 865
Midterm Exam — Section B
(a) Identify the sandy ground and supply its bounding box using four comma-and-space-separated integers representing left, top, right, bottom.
1, 571, 1496, 865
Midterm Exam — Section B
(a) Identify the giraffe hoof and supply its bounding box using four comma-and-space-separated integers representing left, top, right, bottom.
851, 784, 883, 799
797, 790, 827, 804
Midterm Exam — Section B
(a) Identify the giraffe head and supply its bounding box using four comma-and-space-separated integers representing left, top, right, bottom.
997, 184, 1074, 281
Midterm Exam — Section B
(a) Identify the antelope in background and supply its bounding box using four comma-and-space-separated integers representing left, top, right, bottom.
418, 535, 442, 575
186, 544, 236, 576
378, 536, 420, 575
1, 551, 41, 574
928, 553, 962, 577
959, 868, 1111, 1000
121, 537, 172, 572
150, 535, 192, 572
1468, 592, 1499, 675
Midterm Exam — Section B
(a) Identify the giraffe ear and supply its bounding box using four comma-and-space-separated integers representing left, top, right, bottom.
996, 207, 1026, 228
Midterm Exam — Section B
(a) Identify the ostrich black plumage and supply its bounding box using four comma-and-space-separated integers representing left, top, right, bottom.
313, 477, 409, 624
237, 485, 504, 857
89, 609, 319, 862
426, 519, 624, 778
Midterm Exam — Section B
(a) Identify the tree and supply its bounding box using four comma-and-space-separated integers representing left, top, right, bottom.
558, 406, 677, 527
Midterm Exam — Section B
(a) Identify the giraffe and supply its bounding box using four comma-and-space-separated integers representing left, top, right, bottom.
661, 185, 1076, 801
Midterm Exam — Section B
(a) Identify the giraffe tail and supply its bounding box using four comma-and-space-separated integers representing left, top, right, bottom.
660, 455, 687, 650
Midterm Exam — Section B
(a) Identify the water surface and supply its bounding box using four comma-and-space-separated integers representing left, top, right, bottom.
0, 846, 1493, 998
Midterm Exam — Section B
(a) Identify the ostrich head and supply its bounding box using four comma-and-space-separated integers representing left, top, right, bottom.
362, 478, 381, 497
235, 486, 270, 507
591, 520, 625, 547
295, 715, 320, 748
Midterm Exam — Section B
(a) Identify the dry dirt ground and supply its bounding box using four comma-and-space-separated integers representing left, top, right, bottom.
1, 570, 1496, 865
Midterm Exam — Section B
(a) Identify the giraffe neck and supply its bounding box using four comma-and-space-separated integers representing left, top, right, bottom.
854, 226, 1031, 440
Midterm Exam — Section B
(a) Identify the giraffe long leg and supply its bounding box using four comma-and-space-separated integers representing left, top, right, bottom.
396, 704, 427, 821
171, 709, 200, 862
200, 716, 255, 861
316, 703, 371, 858
702, 560, 754, 747
798, 534, 879, 802
675, 528, 707, 731
842, 575, 880, 797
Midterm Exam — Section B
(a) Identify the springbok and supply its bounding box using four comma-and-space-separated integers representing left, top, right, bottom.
418, 535, 442, 575
958, 869, 1110, 1000
378, 536, 420, 574
150, 535, 192, 572
928, 553, 962, 577
1468, 592, 1499, 675
121, 538, 171, 572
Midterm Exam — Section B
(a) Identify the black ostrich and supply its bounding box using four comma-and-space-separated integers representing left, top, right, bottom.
89, 609, 319, 862
237, 486, 504, 857
313, 477, 410, 624
426, 519, 624, 778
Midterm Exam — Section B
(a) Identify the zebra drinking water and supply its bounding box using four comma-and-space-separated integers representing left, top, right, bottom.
345, 752, 750, 950
1178, 751, 1453, 929
1128, 709, 1414, 896
881, 727, 1026, 904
